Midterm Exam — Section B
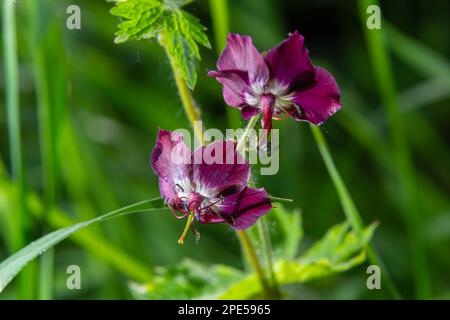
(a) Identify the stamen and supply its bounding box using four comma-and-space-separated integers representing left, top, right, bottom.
168, 204, 190, 219
190, 224, 201, 244
197, 196, 224, 214
273, 105, 296, 120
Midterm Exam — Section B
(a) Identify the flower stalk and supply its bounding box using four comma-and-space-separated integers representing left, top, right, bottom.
258, 217, 280, 298
163, 43, 203, 145
235, 229, 272, 297
161, 41, 271, 298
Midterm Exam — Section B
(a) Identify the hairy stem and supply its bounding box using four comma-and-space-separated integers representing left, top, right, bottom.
236, 115, 260, 152
163, 46, 203, 145
258, 217, 280, 298
235, 229, 272, 297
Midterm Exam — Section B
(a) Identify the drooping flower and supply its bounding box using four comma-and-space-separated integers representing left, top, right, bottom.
208, 31, 341, 132
150, 129, 272, 244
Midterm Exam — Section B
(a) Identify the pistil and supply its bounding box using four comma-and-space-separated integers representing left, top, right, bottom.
261, 94, 276, 132
178, 211, 195, 245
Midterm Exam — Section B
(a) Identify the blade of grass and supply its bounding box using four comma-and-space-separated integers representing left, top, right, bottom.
310, 124, 401, 299
385, 23, 450, 86
208, 0, 241, 128
358, 0, 431, 298
0, 172, 157, 284
25, 0, 58, 299
0, 198, 164, 293
3, 0, 37, 299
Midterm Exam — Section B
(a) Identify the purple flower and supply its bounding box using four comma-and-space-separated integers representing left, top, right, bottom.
151, 129, 272, 243
208, 31, 341, 131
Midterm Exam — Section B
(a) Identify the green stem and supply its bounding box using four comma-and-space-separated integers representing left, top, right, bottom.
163, 45, 203, 145
26, 0, 57, 299
310, 124, 401, 299
3, 0, 36, 299
358, 0, 430, 299
236, 114, 259, 152
235, 230, 271, 297
208, 2, 277, 297
310, 125, 363, 230
258, 217, 279, 298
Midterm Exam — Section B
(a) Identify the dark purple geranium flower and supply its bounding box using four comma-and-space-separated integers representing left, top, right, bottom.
208, 31, 341, 131
151, 129, 272, 244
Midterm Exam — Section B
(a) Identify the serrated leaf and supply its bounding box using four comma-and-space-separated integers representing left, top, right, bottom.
164, 11, 211, 88
163, 0, 194, 8
110, 0, 210, 88
130, 222, 376, 300
219, 222, 377, 299
0, 198, 165, 293
110, 0, 165, 44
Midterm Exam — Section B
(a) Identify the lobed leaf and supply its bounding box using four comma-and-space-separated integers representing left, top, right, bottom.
220, 222, 376, 299
109, 0, 211, 88
129, 259, 244, 299
131, 222, 376, 300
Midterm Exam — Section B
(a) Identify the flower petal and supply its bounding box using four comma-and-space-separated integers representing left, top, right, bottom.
197, 211, 227, 224
291, 67, 341, 125
208, 69, 249, 108
217, 33, 269, 85
158, 177, 177, 204
192, 140, 250, 197
216, 187, 272, 230
265, 31, 315, 90
150, 129, 192, 198
241, 105, 261, 120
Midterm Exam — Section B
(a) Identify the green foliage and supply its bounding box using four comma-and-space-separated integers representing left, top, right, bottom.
129, 259, 244, 299
130, 221, 376, 299
109, 0, 211, 89
249, 203, 302, 261
0, 198, 165, 293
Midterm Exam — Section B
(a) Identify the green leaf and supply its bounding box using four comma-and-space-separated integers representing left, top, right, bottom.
0, 198, 165, 293
163, 0, 194, 8
109, 0, 211, 88
164, 11, 211, 88
110, 0, 165, 44
220, 222, 377, 299
129, 222, 376, 300
129, 259, 244, 299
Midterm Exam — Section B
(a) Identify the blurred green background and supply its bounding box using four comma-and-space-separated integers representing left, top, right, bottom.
0, 0, 449, 299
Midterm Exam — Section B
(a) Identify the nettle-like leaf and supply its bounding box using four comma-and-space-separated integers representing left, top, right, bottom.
129, 259, 244, 300
131, 222, 376, 300
109, 0, 211, 89
219, 222, 377, 299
